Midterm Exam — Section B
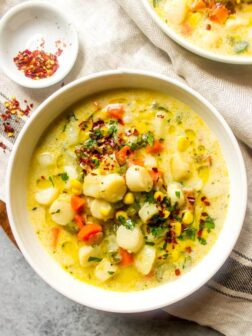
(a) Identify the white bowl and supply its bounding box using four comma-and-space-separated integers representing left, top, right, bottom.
0, 1, 78, 88
141, 0, 252, 64
6, 70, 247, 312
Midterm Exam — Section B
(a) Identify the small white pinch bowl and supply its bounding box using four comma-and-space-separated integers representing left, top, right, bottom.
6, 70, 247, 312
0, 1, 78, 88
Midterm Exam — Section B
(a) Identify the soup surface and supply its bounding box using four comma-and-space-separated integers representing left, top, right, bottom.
28, 89, 229, 291
151, 0, 252, 57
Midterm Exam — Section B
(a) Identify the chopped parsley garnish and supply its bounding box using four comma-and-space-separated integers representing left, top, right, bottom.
144, 191, 155, 204
203, 216, 215, 231
175, 191, 180, 199
108, 120, 118, 135
49, 176, 54, 186
64, 221, 79, 234
108, 271, 115, 275
60, 172, 69, 181
91, 158, 100, 168
145, 241, 155, 246
85, 138, 97, 149
150, 225, 166, 237
198, 237, 207, 245
118, 216, 136, 230
179, 226, 197, 241
129, 131, 154, 150
88, 256, 102, 262
234, 41, 249, 54
152, 102, 169, 112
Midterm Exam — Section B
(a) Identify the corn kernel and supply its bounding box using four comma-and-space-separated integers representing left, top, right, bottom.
100, 207, 111, 216
182, 211, 194, 225
173, 221, 182, 236
201, 229, 208, 240
170, 249, 180, 262
188, 12, 202, 28
116, 211, 128, 220
154, 191, 164, 202
163, 210, 170, 219
123, 192, 135, 205
70, 179, 82, 195
177, 136, 189, 152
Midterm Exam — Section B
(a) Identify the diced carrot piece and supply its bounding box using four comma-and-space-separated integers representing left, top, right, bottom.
74, 214, 85, 229
116, 146, 131, 165
51, 227, 60, 249
149, 168, 163, 183
86, 231, 103, 245
146, 140, 164, 154
106, 104, 124, 120
77, 224, 103, 241
128, 153, 144, 166
119, 248, 134, 266
191, 0, 206, 11
209, 4, 229, 24
71, 195, 85, 212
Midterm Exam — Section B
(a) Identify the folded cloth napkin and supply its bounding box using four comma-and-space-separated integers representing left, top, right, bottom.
0, 0, 251, 335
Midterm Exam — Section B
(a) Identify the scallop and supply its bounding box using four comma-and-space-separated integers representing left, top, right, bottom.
138, 203, 159, 223
49, 196, 75, 225
37, 152, 55, 167
95, 258, 118, 282
170, 153, 191, 181
167, 182, 185, 208
125, 165, 153, 192
164, 0, 188, 25
116, 225, 144, 253
83, 174, 102, 198
79, 246, 95, 267
100, 174, 127, 203
135, 246, 156, 275
35, 187, 59, 205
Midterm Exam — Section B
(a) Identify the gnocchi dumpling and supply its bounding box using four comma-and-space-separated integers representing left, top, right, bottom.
35, 187, 59, 205
116, 225, 144, 253
125, 165, 153, 192
95, 258, 118, 282
49, 195, 75, 225
135, 246, 156, 275
167, 182, 185, 207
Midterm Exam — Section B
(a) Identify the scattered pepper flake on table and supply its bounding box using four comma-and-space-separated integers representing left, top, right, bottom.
0, 142, 8, 153
13, 49, 59, 80
0, 96, 33, 138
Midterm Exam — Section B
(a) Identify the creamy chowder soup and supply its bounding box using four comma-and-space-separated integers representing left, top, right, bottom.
151, 0, 252, 56
28, 89, 229, 291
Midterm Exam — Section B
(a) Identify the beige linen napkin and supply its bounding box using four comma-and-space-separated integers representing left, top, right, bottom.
0, 0, 252, 335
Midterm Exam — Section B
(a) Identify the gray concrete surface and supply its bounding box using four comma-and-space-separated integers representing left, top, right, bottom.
0, 228, 222, 336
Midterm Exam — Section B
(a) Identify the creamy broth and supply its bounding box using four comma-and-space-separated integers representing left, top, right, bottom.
151, 0, 252, 56
28, 89, 229, 291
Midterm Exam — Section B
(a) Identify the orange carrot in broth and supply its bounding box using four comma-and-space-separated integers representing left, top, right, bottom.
51, 227, 60, 249
119, 248, 134, 266
71, 195, 85, 212
209, 4, 229, 24
106, 104, 124, 120
74, 214, 85, 229
77, 224, 103, 241
146, 140, 164, 154
116, 146, 131, 165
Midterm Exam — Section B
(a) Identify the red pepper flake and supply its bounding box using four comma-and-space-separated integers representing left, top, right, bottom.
13, 49, 59, 80
0, 142, 8, 152
0, 97, 33, 137
175, 269, 181, 276
185, 246, 192, 253
201, 196, 211, 206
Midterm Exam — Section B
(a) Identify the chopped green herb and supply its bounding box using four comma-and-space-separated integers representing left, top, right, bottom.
198, 237, 207, 245
49, 176, 54, 187
92, 158, 100, 168
64, 221, 79, 234
118, 216, 136, 230
152, 102, 169, 112
203, 216, 215, 231
176, 115, 182, 125
108, 120, 118, 135
162, 253, 169, 259
69, 112, 78, 121
175, 191, 180, 199
144, 191, 155, 204
145, 241, 155, 246
234, 41, 249, 54
142, 131, 154, 146
162, 241, 168, 250
150, 225, 166, 237
88, 256, 102, 262
62, 123, 67, 132
179, 226, 197, 241
60, 172, 69, 182
85, 138, 97, 149
108, 271, 115, 275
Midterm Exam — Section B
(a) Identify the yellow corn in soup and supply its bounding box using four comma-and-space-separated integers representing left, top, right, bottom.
151, 0, 252, 56
28, 89, 229, 291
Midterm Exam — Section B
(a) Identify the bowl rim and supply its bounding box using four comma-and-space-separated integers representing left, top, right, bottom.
0, 0, 79, 89
141, 0, 252, 65
6, 69, 247, 312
